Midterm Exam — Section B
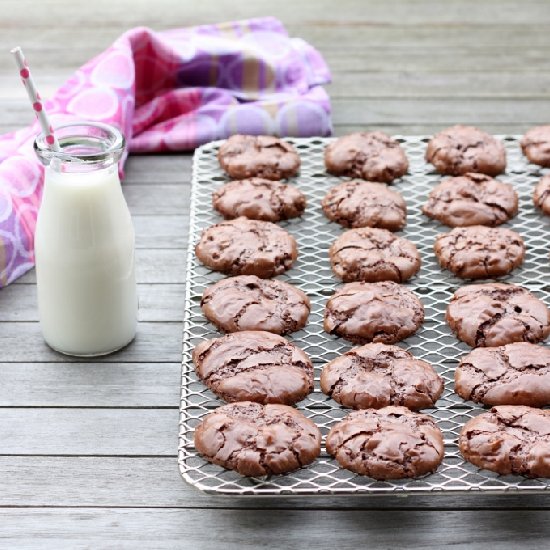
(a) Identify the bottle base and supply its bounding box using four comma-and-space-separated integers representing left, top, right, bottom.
46, 334, 136, 358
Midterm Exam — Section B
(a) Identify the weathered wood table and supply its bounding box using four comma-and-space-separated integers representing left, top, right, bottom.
1, 1, 550, 547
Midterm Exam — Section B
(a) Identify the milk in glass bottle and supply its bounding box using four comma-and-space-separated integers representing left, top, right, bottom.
34, 122, 137, 356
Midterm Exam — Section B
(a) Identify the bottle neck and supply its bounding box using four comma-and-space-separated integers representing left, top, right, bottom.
48, 156, 119, 175
34, 122, 125, 173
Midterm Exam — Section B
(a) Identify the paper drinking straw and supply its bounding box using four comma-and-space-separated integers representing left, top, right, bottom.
11, 46, 60, 151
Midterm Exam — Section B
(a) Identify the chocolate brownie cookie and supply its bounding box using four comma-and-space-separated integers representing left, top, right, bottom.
459, 405, 550, 477
321, 343, 443, 410
422, 173, 518, 227
324, 132, 409, 183
218, 135, 300, 180
446, 283, 550, 347
212, 178, 306, 222
425, 125, 506, 176
520, 125, 550, 167
195, 217, 297, 278
434, 226, 525, 279
534, 175, 550, 215
324, 281, 424, 344
321, 180, 407, 230
329, 228, 421, 283
194, 401, 321, 477
326, 406, 444, 479
455, 342, 550, 407
201, 275, 310, 335
193, 331, 314, 405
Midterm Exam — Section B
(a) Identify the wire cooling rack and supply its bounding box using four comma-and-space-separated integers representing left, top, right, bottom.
178, 136, 550, 495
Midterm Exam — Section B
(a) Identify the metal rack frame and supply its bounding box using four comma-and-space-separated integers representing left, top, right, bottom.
179, 136, 550, 495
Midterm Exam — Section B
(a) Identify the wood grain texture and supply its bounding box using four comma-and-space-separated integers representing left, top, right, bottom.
0, 322, 182, 362
333, 124, 533, 136
1, 508, 550, 550
0, 283, 185, 322
1, 456, 550, 510
1, 0, 550, 545
329, 73, 550, 99
0, 408, 178, 455
331, 98, 550, 125
0, 364, 181, 407
133, 216, 189, 248
123, 155, 193, 186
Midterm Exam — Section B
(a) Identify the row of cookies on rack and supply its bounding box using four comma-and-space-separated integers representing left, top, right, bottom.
218, 125, 550, 181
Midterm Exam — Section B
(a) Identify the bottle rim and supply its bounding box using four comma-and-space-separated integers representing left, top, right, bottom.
34, 121, 125, 166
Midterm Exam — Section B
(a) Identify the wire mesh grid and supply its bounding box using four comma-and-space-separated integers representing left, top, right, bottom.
178, 135, 550, 495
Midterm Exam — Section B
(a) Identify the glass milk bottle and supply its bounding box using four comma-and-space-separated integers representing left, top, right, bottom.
33, 122, 137, 356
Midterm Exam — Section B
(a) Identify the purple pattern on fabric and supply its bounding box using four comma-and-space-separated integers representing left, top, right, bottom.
0, 17, 331, 287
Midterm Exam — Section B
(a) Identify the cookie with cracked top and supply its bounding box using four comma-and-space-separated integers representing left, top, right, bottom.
520, 125, 550, 167
322, 180, 407, 230
422, 173, 518, 227
193, 331, 314, 405
425, 125, 506, 176
434, 226, 525, 279
194, 401, 321, 477
446, 283, 550, 348
324, 132, 409, 183
459, 405, 550, 477
329, 227, 421, 283
321, 343, 443, 410
195, 217, 297, 278
455, 342, 550, 407
534, 175, 550, 215
201, 275, 310, 335
324, 281, 424, 344
326, 406, 444, 479
212, 178, 306, 222
218, 135, 300, 180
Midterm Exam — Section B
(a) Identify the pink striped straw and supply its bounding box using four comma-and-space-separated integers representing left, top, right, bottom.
11, 46, 60, 151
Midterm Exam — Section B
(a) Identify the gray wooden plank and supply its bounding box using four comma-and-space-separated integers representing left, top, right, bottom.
0, 508, 549, 550
323, 49, 550, 73
123, 184, 187, 216
294, 24, 550, 50
1, 21, 548, 53
14, 248, 186, 284
0, 283, 184, 322
0, 284, 36, 321
0, 322, 181, 363
333, 124, 532, 136
137, 284, 185, 322
133, 249, 186, 284
123, 155, 192, 186
0, 0, 548, 43
133, 216, 189, 249
0, 23, 549, 63
329, 72, 550, 98
1, 456, 550, 510
0, 364, 181, 407
331, 98, 550, 126
0, 408, 177, 455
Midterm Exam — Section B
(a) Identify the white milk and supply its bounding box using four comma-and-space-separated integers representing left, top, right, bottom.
35, 162, 137, 356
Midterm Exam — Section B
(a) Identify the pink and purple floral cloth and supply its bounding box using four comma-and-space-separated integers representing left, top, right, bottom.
0, 17, 331, 287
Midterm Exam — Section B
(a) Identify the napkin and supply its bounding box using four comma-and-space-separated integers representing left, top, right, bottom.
0, 17, 331, 286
